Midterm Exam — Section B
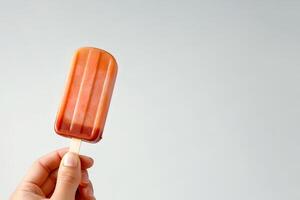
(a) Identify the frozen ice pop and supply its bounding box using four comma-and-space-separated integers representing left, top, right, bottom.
55, 47, 118, 144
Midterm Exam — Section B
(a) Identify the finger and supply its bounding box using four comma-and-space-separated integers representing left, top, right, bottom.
38, 155, 93, 196
40, 169, 58, 197
58, 148, 94, 170
23, 148, 68, 186
80, 170, 90, 186
79, 155, 94, 170
78, 180, 95, 200
52, 152, 81, 200
23, 148, 93, 187
41, 169, 91, 197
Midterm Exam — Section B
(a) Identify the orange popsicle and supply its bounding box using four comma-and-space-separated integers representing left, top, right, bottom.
55, 47, 118, 143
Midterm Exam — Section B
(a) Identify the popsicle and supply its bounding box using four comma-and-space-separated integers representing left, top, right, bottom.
54, 47, 118, 152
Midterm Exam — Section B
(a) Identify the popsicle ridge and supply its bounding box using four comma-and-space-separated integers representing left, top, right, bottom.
70, 49, 101, 133
92, 58, 114, 136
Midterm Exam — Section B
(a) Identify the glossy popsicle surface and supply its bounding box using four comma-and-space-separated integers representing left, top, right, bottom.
55, 47, 118, 142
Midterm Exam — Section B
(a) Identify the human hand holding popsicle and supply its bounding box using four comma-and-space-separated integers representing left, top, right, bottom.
10, 148, 95, 200
11, 47, 118, 199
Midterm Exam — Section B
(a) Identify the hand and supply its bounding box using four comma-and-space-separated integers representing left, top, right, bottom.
10, 148, 95, 200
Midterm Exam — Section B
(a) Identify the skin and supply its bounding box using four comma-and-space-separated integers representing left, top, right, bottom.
10, 148, 96, 200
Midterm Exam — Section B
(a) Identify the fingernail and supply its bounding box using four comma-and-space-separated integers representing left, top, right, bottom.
82, 171, 89, 183
63, 152, 78, 167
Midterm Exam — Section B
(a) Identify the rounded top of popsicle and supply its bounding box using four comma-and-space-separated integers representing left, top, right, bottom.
77, 47, 118, 65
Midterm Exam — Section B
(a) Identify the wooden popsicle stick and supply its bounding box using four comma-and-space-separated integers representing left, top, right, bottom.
69, 138, 82, 154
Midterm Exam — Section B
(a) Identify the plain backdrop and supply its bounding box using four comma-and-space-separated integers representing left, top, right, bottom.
0, 0, 300, 199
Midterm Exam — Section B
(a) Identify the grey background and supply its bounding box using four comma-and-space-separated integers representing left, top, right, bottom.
0, 0, 299, 199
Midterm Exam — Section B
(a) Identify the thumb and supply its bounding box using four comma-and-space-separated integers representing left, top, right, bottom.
52, 152, 81, 200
